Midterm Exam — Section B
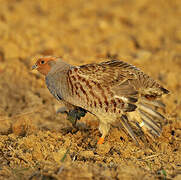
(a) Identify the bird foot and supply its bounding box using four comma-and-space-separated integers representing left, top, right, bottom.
97, 137, 105, 145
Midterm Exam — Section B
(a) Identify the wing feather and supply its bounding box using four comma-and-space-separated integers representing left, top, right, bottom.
73, 59, 168, 98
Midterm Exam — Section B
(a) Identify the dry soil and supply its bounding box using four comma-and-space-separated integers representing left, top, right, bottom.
0, 0, 181, 179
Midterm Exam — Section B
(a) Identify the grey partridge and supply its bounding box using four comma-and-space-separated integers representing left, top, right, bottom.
32, 56, 169, 144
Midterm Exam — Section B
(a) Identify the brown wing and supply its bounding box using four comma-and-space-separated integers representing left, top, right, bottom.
77, 60, 137, 85
74, 60, 169, 98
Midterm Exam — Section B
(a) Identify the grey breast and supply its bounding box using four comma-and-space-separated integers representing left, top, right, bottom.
45, 74, 62, 101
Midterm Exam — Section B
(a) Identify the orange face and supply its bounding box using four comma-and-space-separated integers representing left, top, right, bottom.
32, 56, 56, 75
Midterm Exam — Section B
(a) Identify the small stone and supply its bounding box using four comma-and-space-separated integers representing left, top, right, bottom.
96, 142, 111, 155
79, 150, 94, 158
12, 118, 37, 136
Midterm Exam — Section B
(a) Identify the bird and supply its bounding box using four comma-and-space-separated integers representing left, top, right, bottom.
32, 56, 169, 145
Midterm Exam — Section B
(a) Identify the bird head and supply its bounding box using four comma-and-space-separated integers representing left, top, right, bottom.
32, 56, 57, 75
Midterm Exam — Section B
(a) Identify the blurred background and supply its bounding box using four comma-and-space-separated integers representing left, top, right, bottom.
0, 0, 180, 179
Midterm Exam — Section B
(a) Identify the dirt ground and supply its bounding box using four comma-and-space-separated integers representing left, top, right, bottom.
0, 0, 181, 179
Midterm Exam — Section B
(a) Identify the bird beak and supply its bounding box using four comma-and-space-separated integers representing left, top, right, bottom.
32, 64, 37, 70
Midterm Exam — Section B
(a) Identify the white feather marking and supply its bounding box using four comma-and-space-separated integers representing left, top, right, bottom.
114, 95, 128, 102
139, 121, 145, 127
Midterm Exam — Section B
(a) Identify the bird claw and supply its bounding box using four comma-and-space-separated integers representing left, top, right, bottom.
97, 137, 105, 145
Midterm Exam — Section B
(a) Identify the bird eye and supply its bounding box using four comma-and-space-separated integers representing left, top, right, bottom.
40, 60, 45, 64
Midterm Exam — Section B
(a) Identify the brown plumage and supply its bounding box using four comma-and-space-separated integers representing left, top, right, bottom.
32, 56, 169, 144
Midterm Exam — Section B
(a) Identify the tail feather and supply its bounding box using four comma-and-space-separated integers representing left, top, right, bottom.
138, 103, 165, 121
121, 115, 138, 145
140, 98, 165, 109
136, 97, 166, 139
119, 95, 166, 143
138, 109, 162, 136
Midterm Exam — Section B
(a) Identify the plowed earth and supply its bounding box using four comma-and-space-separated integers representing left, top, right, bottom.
0, 0, 180, 179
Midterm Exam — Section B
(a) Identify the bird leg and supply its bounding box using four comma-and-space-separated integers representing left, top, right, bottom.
97, 122, 110, 144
